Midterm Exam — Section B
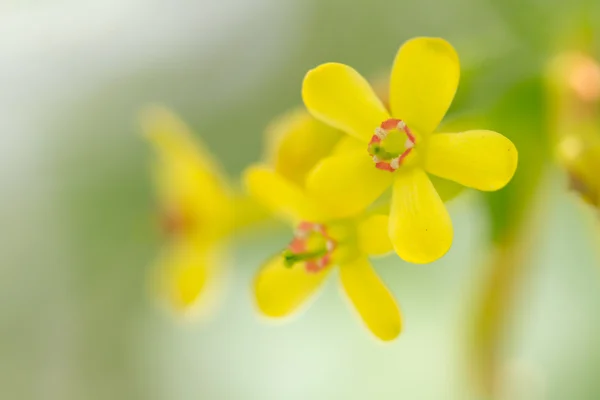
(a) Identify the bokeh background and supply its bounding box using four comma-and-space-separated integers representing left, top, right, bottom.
2, 0, 600, 399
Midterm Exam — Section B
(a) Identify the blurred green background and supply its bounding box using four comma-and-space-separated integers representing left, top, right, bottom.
2, 0, 600, 399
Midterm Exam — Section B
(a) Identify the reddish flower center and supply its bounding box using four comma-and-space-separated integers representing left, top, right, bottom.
283, 221, 336, 273
161, 207, 194, 236
367, 118, 416, 172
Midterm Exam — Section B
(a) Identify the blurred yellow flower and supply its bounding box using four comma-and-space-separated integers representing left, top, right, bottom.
263, 108, 343, 186
548, 52, 600, 208
302, 37, 518, 264
244, 165, 401, 341
141, 107, 237, 316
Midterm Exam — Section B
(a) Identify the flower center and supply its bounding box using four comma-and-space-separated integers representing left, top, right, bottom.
161, 206, 194, 237
367, 118, 416, 172
282, 221, 336, 273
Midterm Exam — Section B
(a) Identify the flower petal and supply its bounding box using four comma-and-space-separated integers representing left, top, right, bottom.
357, 214, 393, 256
331, 136, 365, 155
264, 109, 343, 185
389, 168, 453, 263
141, 106, 233, 238
339, 257, 402, 341
425, 131, 518, 191
244, 165, 323, 223
306, 152, 394, 219
254, 255, 330, 318
141, 106, 225, 177
302, 63, 390, 143
154, 239, 210, 311
389, 37, 460, 135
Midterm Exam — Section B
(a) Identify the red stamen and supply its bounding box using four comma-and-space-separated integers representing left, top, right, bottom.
378, 118, 415, 143
314, 224, 326, 235
369, 136, 381, 146
305, 261, 320, 273
375, 161, 395, 172
405, 127, 416, 144
381, 118, 401, 130
368, 118, 416, 172
297, 221, 313, 231
288, 237, 306, 253
398, 147, 413, 163
287, 221, 336, 273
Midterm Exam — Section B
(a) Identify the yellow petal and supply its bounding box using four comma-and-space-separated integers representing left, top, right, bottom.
389, 168, 453, 263
230, 193, 270, 230
155, 239, 210, 311
389, 37, 460, 135
306, 152, 394, 219
140, 105, 225, 182
264, 109, 343, 186
357, 214, 393, 256
302, 63, 390, 143
425, 131, 518, 191
140, 106, 233, 238
243, 165, 323, 223
331, 136, 365, 155
339, 257, 402, 341
254, 255, 330, 318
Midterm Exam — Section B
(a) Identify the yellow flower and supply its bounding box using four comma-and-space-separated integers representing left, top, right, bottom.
302, 37, 518, 264
141, 106, 235, 315
548, 52, 600, 208
244, 165, 402, 341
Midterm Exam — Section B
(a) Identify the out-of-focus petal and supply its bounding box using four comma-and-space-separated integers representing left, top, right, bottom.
254, 255, 331, 318
264, 109, 343, 185
425, 131, 518, 191
231, 194, 270, 231
306, 152, 394, 219
244, 165, 324, 223
389, 168, 453, 263
141, 106, 233, 238
155, 240, 210, 311
141, 106, 224, 177
389, 37, 460, 135
303, 63, 390, 143
339, 257, 402, 341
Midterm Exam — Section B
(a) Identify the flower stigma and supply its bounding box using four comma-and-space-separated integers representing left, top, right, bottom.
368, 118, 416, 172
282, 221, 336, 273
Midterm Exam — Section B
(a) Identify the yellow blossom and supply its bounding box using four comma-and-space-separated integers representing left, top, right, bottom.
244, 165, 401, 341
302, 37, 518, 263
141, 106, 238, 315
548, 52, 600, 208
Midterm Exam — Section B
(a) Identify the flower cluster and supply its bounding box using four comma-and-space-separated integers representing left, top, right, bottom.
141, 37, 518, 340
